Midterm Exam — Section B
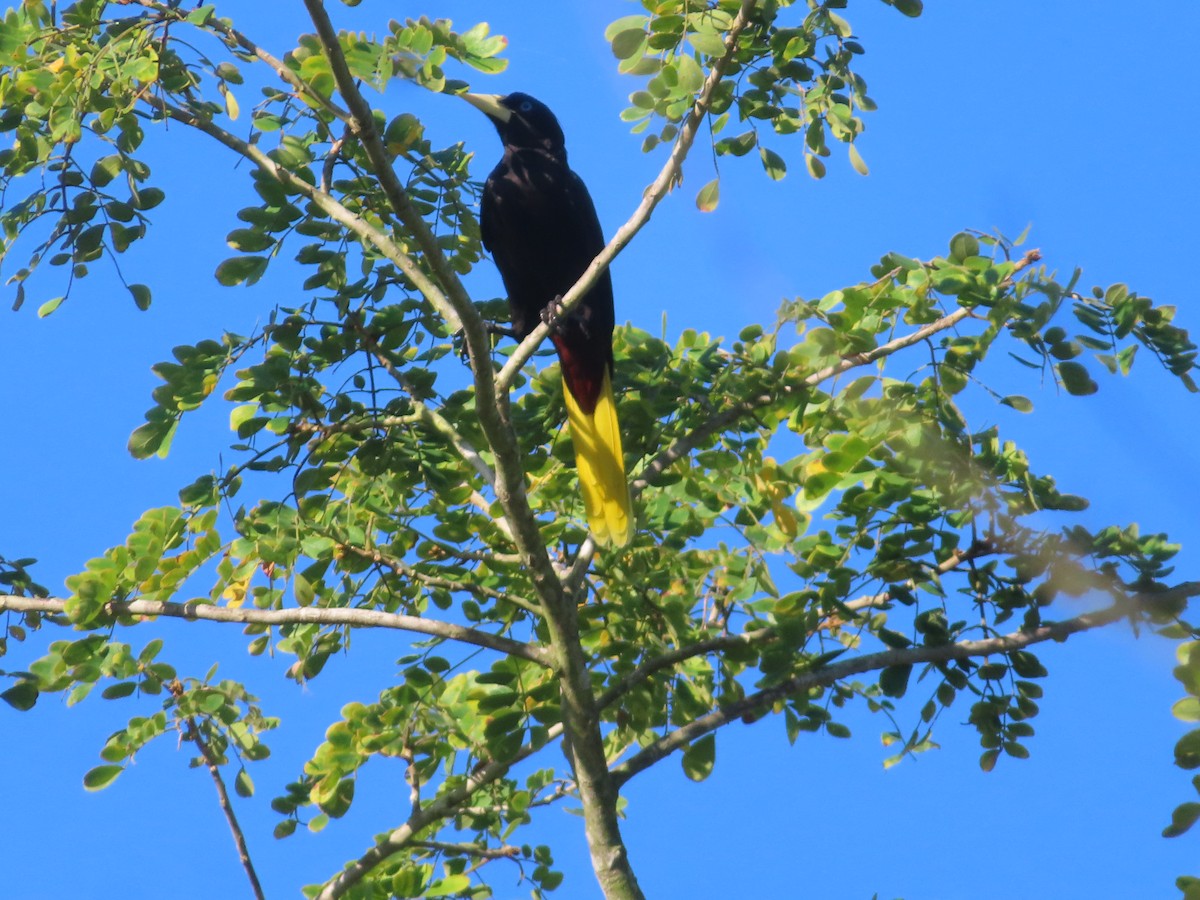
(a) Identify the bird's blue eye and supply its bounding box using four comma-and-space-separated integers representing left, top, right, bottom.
519, 101, 533, 113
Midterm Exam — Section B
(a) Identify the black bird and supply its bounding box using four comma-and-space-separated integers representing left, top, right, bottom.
464, 91, 633, 547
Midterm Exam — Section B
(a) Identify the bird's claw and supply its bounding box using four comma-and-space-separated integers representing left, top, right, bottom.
456, 320, 519, 364
540, 296, 566, 334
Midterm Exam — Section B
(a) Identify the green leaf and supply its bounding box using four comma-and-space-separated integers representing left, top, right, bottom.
1000, 395, 1033, 413
848, 143, 869, 176
36, 296, 65, 318
1174, 697, 1200, 722
892, 0, 923, 16
131, 186, 165, 210
681, 734, 715, 781
1176, 729, 1200, 769
425, 874, 472, 897
294, 573, 315, 606
235, 769, 254, 798
101, 682, 137, 700
879, 664, 912, 698
1009, 650, 1047, 678
695, 178, 720, 212
688, 32, 727, 57
604, 15, 647, 41
128, 417, 178, 460
274, 819, 298, 839
1164, 802, 1200, 838
215, 256, 269, 287
1116, 343, 1138, 375
83, 764, 124, 791
1, 681, 38, 711
1056, 360, 1098, 396
675, 54, 705, 94
760, 146, 787, 180
949, 231, 980, 263
610, 29, 645, 60
187, 5, 216, 24
226, 229, 275, 252
90, 154, 123, 187
128, 283, 152, 310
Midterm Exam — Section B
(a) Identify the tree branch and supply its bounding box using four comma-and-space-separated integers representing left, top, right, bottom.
113, 0, 353, 124
316, 723, 564, 900
301, 0, 483, 344
143, 94, 464, 340
0, 595, 551, 666
290, 9, 557, 594
630, 249, 1043, 499
181, 713, 266, 900
411, 840, 521, 861
350, 318, 500, 493
609, 586, 1198, 788
494, 0, 759, 395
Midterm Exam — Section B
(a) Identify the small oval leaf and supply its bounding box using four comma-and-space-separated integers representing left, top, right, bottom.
83, 764, 124, 791
682, 733, 716, 782
695, 178, 720, 212
848, 143, 869, 175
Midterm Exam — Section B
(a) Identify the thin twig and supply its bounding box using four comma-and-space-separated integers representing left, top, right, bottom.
181, 713, 266, 900
341, 544, 541, 616
349, 318, 501, 492
411, 840, 521, 860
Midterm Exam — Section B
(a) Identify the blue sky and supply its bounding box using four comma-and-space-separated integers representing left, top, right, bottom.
3, 2, 1199, 898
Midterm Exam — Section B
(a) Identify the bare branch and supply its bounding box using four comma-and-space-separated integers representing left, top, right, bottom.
495, 0, 760, 395
0, 595, 551, 666
180, 712, 266, 900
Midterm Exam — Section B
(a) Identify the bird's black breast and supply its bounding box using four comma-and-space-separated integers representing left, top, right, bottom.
480, 147, 614, 348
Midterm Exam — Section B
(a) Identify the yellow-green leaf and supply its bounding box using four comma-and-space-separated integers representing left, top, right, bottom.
695, 178, 720, 212
849, 143, 869, 175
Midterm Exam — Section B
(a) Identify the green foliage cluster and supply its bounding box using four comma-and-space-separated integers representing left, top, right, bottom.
0, 2, 1197, 899
609, 0, 906, 200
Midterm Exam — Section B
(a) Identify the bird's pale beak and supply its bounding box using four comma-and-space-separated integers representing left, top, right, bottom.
462, 92, 511, 124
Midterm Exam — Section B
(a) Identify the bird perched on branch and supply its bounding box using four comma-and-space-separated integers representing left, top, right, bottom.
463, 91, 633, 547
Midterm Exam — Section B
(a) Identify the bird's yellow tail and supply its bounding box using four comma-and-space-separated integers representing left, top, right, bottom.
561, 367, 633, 547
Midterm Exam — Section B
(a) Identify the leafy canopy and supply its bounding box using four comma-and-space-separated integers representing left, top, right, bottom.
1, 1, 1199, 898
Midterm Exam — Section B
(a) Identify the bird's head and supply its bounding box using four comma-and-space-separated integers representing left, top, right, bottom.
462, 91, 567, 159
